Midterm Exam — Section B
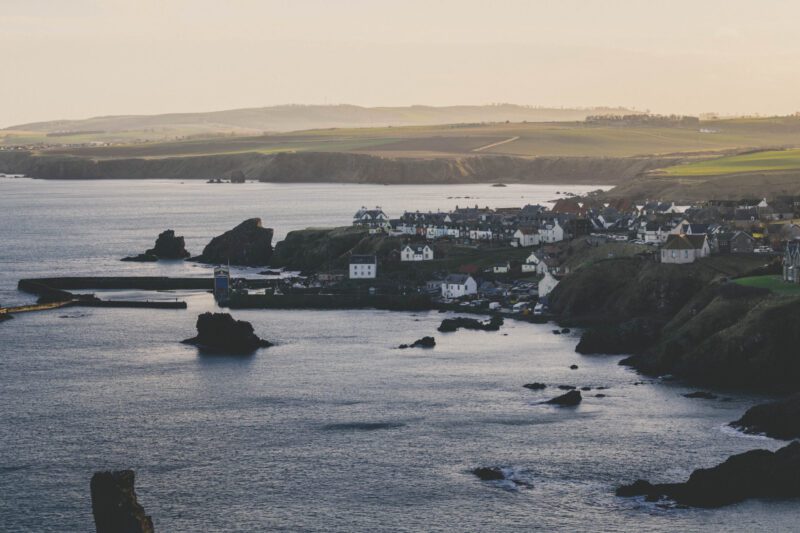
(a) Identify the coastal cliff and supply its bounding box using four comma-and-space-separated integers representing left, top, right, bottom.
270, 226, 403, 270
549, 254, 800, 390
0, 150, 681, 185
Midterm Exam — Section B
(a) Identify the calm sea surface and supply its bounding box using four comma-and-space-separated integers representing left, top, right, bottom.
0, 179, 794, 532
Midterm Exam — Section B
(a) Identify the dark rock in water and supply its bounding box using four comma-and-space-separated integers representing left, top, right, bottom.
0, 313, 12, 323
730, 393, 800, 440
398, 336, 436, 349
570, 364, 579, 370
595, 393, 606, 398
230, 170, 246, 183
616, 441, 800, 508
121, 253, 158, 262
552, 329, 561, 335
557, 385, 576, 390
581, 386, 591, 391
194, 218, 274, 266
122, 229, 190, 261
683, 391, 718, 400
523, 382, 547, 390
90, 470, 154, 533
259, 269, 282, 276
182, 312, 272, 354
472, 467, 506, 481
546, 390, 582, 406
561, 328, 571, 334
438, 316, 503, 333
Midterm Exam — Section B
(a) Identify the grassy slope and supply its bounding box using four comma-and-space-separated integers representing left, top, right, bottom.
734, 275, 800, 296
662, 149, 800, 176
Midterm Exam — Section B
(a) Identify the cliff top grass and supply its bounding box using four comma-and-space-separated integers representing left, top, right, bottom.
661, 149, 800, 176
733, 275, 800, 296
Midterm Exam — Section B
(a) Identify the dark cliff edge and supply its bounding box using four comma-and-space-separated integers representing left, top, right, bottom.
549, 255, 800, 391
0, 150, 682, 185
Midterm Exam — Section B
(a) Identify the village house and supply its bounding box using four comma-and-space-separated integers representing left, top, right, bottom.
538, 271, 560, 298
660, 234, 710, 264
353, 207, 390, 232
540, 219, 565, 243
717, 231, 756, 254
349, 255, 377, 279
783, 241, 800, 283
492, 261, 511, 274
400, 244, 434, 261
513, 227, 540, 247
441, 274, 478, 299
521, 251, 542, 273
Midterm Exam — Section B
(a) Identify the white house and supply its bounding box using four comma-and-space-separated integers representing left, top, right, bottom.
349, 255, 377, 279
353, 207, 390, 232
538, 271, 560, 298
441, 274, 478, 299
638, 221, 668, 244
513, 227, 540, 247
660, 234, 710, 264
492, 261, 511, 274
521, 251, 542, 273
400, 244, 434, 261
540, 220, 565, 243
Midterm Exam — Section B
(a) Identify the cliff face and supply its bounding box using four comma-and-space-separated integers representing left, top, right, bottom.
550, 255, 797, 390
0, 150, 681, 185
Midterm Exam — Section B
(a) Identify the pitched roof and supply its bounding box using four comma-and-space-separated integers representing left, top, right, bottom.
350, 254, 377, 264
444, 273, 472, 284
663, 234, 707, 250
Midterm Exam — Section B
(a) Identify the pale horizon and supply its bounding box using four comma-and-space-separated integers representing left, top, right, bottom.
3, 0, 800, 126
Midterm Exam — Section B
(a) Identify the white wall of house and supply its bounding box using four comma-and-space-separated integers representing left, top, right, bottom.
441, 276, 478, 298
349, 263, 377, 278
400, 246, 434, 261
538, 272, 560, 297
541, 221, 564, 243
513, 229, 540, 247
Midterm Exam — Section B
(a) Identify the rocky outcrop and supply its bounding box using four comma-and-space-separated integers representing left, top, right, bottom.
90, 470, 154, 533
193, 218, 273, 266
471, 467, 532, 488
437, 316, 503, 333
730, 393, 800, 440
122, 230, 189, 262
546, 390, 582, 406
616, 442, 800, 508
398, 336, 436, 349
575, 317, 662, 355
270, 226, 371, 271
182, 312, 272, 354
523, 382, 547, 390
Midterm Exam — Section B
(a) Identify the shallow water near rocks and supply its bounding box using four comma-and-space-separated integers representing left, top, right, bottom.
0, 179, 796, 532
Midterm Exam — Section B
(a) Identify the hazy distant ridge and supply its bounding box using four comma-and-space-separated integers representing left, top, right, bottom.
6, 104, 639, 134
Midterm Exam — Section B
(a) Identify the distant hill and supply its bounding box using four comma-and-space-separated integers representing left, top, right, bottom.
5, 104, 639, 135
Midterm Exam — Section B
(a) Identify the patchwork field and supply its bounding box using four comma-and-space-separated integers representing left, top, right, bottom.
15, 117, 800, 160
661, 149, 800, 176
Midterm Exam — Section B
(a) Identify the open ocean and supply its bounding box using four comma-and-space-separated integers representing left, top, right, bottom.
0, 179, 795, 532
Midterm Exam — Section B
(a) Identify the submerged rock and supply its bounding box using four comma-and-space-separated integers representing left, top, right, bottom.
730, 393, 800, 440
90, 470, 154, 533
683, 391, 718, 400
182, 312, 272, 354
437, 316, 503, 333
616, 441, 800, 508
471, 467, 532, 488
557, 385, 576, 390
398, 336, 436, 349
570, 364, 579, 370
546, 390, 582, 406
194, 218, 274, 266
523, 382, 547, 390
122, 229, 190, 262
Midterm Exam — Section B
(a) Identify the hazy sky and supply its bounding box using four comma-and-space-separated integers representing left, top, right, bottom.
2, 0, 800, 126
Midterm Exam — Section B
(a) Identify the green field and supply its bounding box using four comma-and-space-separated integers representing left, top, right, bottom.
733, 275, 800, 295
662, 149, 800, 176
14, 118, 800, 160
